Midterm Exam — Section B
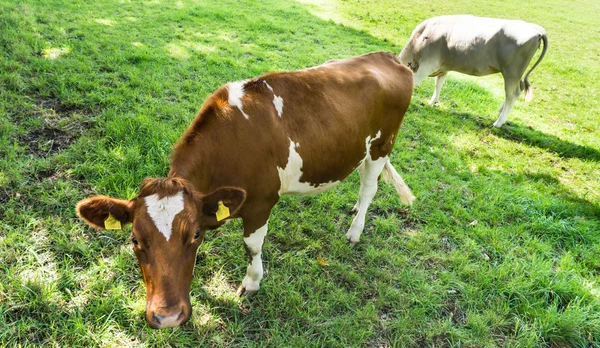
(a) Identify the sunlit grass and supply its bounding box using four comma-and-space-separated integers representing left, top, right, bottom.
1, 0, 599, 346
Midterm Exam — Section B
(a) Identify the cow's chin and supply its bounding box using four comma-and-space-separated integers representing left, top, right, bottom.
145, 298, 192, 329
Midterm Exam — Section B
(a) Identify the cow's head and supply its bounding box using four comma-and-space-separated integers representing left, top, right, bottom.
76, 178, 246, 329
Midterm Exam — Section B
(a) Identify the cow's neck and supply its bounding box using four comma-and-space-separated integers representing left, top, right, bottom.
168, 154, 212, 195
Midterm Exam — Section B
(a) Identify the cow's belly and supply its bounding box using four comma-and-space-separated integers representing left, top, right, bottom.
278, 178, 341, 195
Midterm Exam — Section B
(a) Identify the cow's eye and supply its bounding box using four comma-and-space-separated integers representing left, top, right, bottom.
194, 230, 201, 240
131, 236, 139, 246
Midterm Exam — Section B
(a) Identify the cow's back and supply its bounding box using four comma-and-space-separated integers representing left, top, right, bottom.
403, 15, 546, 76
170, 52, 413, 201
243, 52, 412, 195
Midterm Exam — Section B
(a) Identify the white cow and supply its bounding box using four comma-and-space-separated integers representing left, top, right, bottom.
399, 15, 548, 127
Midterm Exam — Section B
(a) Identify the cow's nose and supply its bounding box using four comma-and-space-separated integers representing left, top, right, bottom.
152, 310, 183, 328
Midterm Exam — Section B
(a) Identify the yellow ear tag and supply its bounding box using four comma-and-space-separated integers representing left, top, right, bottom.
104, 214, 122, 230
216, 201, 230, 222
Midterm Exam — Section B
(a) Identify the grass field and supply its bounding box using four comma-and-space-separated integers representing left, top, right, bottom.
1, 0, 599, 346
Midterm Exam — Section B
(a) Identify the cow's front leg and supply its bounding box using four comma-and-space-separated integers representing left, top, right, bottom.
429, 72, 447, 105
236, 204, 275, 297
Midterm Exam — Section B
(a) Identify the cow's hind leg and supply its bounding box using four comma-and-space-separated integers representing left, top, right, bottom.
493, 73, 522, 128
346, 156, 388, 245
429, 73, 447, 105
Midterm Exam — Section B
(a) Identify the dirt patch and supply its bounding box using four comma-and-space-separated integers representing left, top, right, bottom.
415, 333, 450, 347
19, 97, 96, 157
34, 97, 90, 116
0, 186, 10, 203
440, 297, 466, 326
440, 236, 455, 252
378, 306, 395, 321
20, 127, 74, 156
396, 207, 425, 230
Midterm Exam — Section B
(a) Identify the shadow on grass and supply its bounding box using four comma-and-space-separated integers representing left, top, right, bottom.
493, 123, 600, 161
407, 80, 600, 247
416, 79, 600, 162
4, 0, 600, 345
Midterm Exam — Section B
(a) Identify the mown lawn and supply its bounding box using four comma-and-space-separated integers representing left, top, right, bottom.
1, 0, 599, 346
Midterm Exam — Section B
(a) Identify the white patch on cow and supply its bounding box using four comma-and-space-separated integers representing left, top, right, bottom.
241, 221, 269, 292
227, 80, 249, 119
144, 191, 185, 241
263, 81, 284, 117
360, 130, 382, 163
273, 95, 284, 117
244, 222, 268, 255
277, 139, 340, 195
346, 155, 388, 244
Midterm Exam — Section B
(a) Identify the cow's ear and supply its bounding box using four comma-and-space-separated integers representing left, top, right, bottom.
198, 187, 246, 228
76, 196, 134, 230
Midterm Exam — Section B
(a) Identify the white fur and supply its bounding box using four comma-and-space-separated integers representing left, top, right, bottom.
273, 95, 284, 117
346, 156, 387, 243
381, 160, 416, 205
241, 222, 268, 292
277, 139, 340, 195
144, 191, 185, 241
346, 131, 384, 243
227, 80, 249, 119
354, 130, 381, 168
263, 81, 284, 117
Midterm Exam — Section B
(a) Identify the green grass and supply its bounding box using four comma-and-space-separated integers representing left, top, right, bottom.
1, 0, 599, 346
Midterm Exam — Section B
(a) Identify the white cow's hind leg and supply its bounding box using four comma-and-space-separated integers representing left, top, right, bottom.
429, 73, 447, 105
346, 156, 387, 245
493, 74, 521, 128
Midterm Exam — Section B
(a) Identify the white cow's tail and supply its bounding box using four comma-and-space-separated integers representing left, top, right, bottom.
522, 32, 548, 103
381, 159, 415, 206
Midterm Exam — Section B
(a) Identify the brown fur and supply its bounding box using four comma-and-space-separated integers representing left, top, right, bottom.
76, 52, 413, 328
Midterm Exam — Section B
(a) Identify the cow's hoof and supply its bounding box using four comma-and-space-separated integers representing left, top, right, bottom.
236, 285, 258, 297
345, 234, 360, 247
346, 205, 358, 215
492, 121, 504, 128
428, 99, 439, 105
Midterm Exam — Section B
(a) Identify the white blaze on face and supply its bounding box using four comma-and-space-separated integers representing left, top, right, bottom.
227, 80, 249, 119
144, 191, 185, 241
277, 139, 340, 195
263, 81, 284, 117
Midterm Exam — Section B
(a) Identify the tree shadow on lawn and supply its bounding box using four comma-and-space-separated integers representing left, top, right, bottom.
3, 0, 408, 345
4, 247, 246, 345
489, 119, 600, 162
406, 79, 600, 241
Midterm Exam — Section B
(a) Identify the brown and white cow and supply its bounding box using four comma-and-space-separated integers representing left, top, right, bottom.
399, 15, 548, 127
76, 52, 414, 329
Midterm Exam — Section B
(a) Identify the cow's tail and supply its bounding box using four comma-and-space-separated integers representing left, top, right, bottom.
381, 159, 415, 206
522, 31, 548, 103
